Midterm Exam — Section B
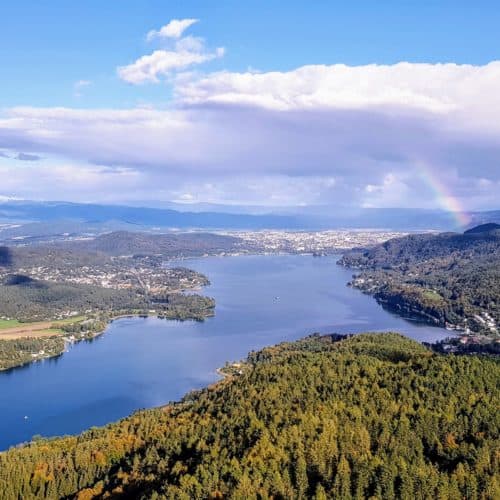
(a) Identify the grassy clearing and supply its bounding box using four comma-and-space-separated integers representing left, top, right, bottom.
0, 317, 85, 340
421, 289, 444, 303
51, 316, 85, 326
0, 319, 22, 330
37, 328, 64, 336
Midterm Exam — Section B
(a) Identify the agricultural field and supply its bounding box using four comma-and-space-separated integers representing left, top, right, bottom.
0, 317, 85, 340
0, 319, 22, 329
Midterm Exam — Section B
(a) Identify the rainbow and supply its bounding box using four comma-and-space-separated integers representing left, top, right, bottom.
417, 163, 471, 228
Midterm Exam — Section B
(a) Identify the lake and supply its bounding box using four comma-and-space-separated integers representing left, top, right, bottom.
0, 254, 451, 450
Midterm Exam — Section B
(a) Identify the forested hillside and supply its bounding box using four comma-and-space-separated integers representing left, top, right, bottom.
0, 275, 214, 323
67, 231, 243, 257
0, 333, 498, 499
0, 231, 242, 269
339, 227, 500, 335
340, 227, 500, 269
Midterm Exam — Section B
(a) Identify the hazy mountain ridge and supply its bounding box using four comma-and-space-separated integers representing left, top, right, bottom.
1, 200, 498, 234
0, 200, 300, 230
464, 223, 500, 235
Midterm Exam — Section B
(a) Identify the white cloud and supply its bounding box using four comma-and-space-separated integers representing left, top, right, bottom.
0, 194, 22, 201
118, 47, 224, 84
0, 162, 141, 202
177, 62, 500, 124
363, 173, 411, 208
175, 35, 207, 53
119, 22, 224, 85
2, 62, 500, 209
146, 19, 199, 41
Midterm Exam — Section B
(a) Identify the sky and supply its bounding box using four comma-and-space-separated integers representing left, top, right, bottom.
0, 0, 499, 212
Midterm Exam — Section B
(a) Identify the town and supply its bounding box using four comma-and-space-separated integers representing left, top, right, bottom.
226, 229, 409, 254
13, 257, 209, 294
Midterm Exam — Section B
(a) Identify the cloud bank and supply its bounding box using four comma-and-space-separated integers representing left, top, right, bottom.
1, 19, 499, 210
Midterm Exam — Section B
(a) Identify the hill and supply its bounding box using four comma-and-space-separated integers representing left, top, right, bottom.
0, 333, 498, 499
464, 223, 500, 235
70, 230, 243, 257
339, 228, 500, 335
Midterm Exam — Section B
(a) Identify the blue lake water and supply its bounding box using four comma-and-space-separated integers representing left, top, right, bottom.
0, 254, 451, 450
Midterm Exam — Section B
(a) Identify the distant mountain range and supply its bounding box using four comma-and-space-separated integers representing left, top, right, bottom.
0, 200, 299, 230
0, 200, 499, 234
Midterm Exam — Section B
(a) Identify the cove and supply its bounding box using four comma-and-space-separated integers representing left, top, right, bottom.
0, 255, 450, 450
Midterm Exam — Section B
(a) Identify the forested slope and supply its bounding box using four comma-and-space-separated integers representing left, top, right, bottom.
0, 275, 214, 323
339, 227, 500, 334
0, 333, 498, 499
66, 231, 243, 257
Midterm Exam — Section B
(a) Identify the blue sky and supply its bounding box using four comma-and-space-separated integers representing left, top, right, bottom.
0, 1, 499, 210
2, 1, 499, 108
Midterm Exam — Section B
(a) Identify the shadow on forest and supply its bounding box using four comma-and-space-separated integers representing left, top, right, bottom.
0, 246, 12, 267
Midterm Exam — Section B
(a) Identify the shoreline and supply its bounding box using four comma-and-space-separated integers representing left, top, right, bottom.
1, 253, 458, 373
2, 330, 484, 452
349, 280, 495, 341
0, 300, 216, 372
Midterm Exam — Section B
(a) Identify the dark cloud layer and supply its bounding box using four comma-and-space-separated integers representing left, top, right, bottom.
15, 152, 42, 162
